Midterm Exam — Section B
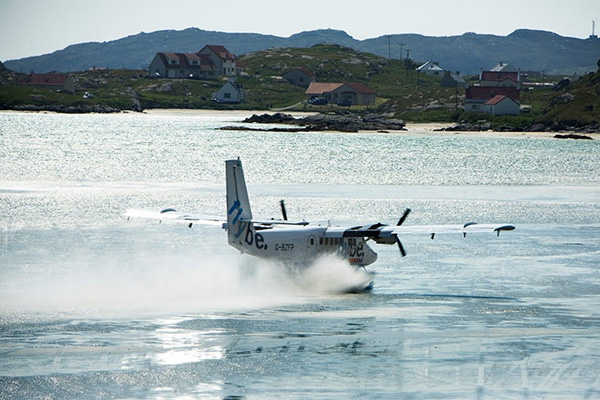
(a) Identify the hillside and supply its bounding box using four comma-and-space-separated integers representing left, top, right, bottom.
2, 44, 599, 131
240, 44, 461, 117
534, 68, 600, 128
4, 28, 600, 75
0, 44, 455, 115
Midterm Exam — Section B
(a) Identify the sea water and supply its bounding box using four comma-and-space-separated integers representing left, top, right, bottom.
1, 111, 599, 399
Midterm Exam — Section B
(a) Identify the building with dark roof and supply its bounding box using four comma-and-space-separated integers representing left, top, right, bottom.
441, 71, 468, 89
149, 52, 217, 79
282, 68, 316, 87
197, 45, 240, 77
149, 45, 239, 79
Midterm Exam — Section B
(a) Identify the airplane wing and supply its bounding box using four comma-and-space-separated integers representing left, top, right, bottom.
124, 208, 226, 228
124, 208, 310, 229
322, 209, 515, 256
324, 222, 515, 238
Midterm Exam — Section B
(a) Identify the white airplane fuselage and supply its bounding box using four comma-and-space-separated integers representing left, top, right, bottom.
228, 222, 378, 266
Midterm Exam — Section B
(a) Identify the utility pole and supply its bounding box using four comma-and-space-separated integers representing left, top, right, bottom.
405, 49, 411, 76
387, 36, 391, 59
399, 43, 405, 60
455, 81, 459, 111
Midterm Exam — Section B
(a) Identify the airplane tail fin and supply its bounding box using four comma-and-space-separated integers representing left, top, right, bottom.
225, 159, 253, 246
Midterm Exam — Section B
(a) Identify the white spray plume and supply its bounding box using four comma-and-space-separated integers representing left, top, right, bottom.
1, 251, 373, 318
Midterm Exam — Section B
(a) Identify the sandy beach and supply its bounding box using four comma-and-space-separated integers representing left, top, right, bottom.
2, 108, 596, 139
145, 110, 598, 139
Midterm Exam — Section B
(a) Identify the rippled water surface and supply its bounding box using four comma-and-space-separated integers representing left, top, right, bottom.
1, 111, 599, 399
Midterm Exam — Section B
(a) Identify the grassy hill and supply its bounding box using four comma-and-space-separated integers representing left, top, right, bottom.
240, 44, 465, 116
0, 44, 458, 115
535, 70, 600, 127
1, 44, 599, 129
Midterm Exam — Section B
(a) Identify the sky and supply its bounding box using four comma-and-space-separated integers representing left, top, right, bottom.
1, 0, 599, 61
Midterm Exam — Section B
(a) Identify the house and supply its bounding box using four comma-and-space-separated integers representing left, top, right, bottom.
149, 52, 217, 79
282, 68, 316, 87
416, 61, 445, 77
440, 71, 468, 88
464, 61, 522, 114
480, 71, 520, 88
212, 79, 245, 103
490, 62, 518, 72
305, 82, 376, 106
484, 95, 521, 115
19, 73, 75, 94
198, 45, 240, 77
464, 86, 520, 113
149, 45, 239, 79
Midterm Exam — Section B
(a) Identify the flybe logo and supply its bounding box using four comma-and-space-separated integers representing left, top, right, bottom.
228, 199, 267, 250
228, 200, 244, 225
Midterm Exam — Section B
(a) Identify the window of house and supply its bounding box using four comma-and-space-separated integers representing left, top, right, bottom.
224, 93, 231, 99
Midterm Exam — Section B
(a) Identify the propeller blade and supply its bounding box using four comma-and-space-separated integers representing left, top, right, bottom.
395, 236, 407, 257
397, 208, 411, 226
280, 199, 288, 221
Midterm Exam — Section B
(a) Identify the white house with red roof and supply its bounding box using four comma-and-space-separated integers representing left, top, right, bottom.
484, 95, 521, 115
465, 61, 522, 114
305, 82, 376, 105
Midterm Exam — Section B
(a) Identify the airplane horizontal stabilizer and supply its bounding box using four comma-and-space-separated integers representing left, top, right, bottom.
124, 208, 226, 228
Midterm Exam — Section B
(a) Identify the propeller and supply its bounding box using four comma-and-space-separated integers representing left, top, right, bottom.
395, 208, 411, 257
280, 199, 288, 221
397, 208, 411, 226
395, 236, 407, 257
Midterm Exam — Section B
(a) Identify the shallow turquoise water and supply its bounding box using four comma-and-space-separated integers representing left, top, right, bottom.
1, 111, 599, 399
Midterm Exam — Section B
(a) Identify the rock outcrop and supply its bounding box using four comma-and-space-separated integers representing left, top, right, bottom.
239, 112, 406, 132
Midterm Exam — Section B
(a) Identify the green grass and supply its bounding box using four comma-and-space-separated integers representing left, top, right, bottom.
535, 72, 600, 125
2, 47, 598, 128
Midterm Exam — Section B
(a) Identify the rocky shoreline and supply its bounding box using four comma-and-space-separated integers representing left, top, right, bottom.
436, 121, 598, 139
2, 104, 126, 114
222, 112, 407, 133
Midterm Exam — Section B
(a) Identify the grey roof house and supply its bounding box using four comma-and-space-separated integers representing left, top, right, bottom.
282, 68, 316, 87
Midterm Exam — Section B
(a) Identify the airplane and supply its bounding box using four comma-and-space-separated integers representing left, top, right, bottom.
125, 159, 515, 292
